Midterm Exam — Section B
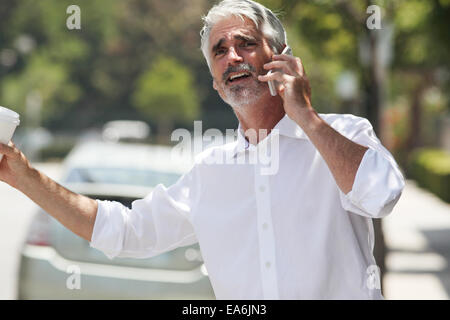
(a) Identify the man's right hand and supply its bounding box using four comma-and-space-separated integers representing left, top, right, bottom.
0, 141, 33, 190
0, 140, 98, 242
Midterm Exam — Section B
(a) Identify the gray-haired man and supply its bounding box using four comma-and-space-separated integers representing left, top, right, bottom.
0, 0, 404, 299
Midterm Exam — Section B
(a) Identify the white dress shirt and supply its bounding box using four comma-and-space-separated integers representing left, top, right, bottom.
90, 113, 405, 299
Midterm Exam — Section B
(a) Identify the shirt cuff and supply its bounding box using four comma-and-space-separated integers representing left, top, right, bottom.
90, 199, 128, 259
341, 147, 405, 218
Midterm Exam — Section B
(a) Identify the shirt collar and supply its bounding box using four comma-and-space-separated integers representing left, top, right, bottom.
229, 113, 308, 158
274, 113, 309, 140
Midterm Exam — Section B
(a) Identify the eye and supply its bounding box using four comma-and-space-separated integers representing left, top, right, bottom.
215, 48, 226, 56
242, 41, 256, 48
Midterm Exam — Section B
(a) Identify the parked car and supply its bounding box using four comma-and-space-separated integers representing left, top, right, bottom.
102, 120, 151, 143
17, 141, 215, 299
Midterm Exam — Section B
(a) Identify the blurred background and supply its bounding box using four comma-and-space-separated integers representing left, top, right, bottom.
0, 0, 449, 299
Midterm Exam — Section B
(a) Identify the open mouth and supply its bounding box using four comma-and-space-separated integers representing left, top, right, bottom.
227, 72, 251, 84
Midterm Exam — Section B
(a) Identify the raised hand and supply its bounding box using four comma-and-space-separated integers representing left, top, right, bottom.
0, 141, 33, 189
258, 53, 312, 122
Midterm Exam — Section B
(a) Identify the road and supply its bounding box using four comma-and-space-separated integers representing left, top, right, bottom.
383, 180, 450, 299
0, 161, 449, 299
0, 162, 63, 299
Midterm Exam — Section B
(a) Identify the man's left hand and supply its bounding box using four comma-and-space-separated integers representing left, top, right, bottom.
258, 54, 313, 120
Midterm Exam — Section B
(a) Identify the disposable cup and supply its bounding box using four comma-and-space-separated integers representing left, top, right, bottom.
0, 106, 20, 162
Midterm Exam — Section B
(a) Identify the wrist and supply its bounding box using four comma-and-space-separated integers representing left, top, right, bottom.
16, 165, 39, 192
291, 107, 324, 134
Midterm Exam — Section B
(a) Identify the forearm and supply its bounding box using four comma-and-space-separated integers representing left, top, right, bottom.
19, 167, 98, 242
292, 108, 368, 194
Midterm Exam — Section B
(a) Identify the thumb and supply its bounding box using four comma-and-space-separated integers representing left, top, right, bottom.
0, 141, 16, 157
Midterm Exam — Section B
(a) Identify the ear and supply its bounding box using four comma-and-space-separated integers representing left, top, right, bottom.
273, 44, 286, 56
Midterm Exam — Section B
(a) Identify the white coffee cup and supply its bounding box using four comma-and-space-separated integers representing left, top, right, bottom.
0, 106, 20, 162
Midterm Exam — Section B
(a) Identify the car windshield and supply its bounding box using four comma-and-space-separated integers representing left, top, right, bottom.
65, 167, 181, 187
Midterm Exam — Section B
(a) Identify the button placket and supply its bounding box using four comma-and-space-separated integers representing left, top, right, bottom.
254, 163, 279, 299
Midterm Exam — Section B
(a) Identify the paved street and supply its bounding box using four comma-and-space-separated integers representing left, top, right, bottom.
0, 162, 63, 299
0, 160, 448, 299
383, 180, 450, 299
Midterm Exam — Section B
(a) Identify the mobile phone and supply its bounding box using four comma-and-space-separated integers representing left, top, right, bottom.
268, 45, 292, 96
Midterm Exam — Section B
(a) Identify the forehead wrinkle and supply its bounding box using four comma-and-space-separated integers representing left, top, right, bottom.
209, 17, 261, 50
211, 31, 260, 54
211, 38, 225, 54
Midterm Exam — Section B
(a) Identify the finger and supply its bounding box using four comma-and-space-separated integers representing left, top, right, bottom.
297, 57, 306, 77
0, 141, 16, 157
294, 57, 306, 77
0, 141, 18, 157
276, 81, 285, 96
263, 61, 295, 76
258, 71, 291, 83
272, 53, 298, 63
273, 55, 305, 76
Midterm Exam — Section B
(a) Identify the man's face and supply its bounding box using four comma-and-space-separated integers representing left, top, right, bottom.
208, 16, 274, 107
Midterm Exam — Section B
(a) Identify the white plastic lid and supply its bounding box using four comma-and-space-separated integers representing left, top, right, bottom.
0, 106, 20, 125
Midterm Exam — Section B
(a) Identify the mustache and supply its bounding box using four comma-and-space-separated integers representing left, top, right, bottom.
222, 63, 256, 82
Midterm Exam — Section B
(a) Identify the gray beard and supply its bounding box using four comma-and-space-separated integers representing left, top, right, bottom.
221, 78, 266, 108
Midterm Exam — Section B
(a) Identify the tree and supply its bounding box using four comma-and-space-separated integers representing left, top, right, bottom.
1, 54, 80, 127
132, 55, 200, 140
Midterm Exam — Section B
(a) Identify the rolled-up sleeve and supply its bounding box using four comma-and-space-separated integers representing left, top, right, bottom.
339, 118, 405, 218
90, 168, 199, 259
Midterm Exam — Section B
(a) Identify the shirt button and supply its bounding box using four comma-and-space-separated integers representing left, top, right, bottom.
265, 261, 271, 268
262, 223, 268, 230
259, 186, 265, 192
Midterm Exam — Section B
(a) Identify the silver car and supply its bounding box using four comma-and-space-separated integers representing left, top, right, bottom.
17, 141, 215, 299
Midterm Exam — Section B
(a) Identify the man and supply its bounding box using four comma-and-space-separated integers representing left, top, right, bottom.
0, 0, 404, 299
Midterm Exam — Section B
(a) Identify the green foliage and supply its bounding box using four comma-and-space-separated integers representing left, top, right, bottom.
1, 54, 80, 123
408, 148, 450, 202
0, 0, 448, 143
39, 138, 76, 161
132, 55, 200, 124
392, 0, 450, 68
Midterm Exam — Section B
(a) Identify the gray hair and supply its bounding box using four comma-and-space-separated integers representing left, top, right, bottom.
200, 0, 287, 71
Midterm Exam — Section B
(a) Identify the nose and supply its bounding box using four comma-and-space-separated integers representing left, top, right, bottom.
226, 46, 243, 64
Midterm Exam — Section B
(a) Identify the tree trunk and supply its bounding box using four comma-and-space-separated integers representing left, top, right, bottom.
362, 9, 386, 295
156, 117, 174, 145
406, 83, 426, 150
